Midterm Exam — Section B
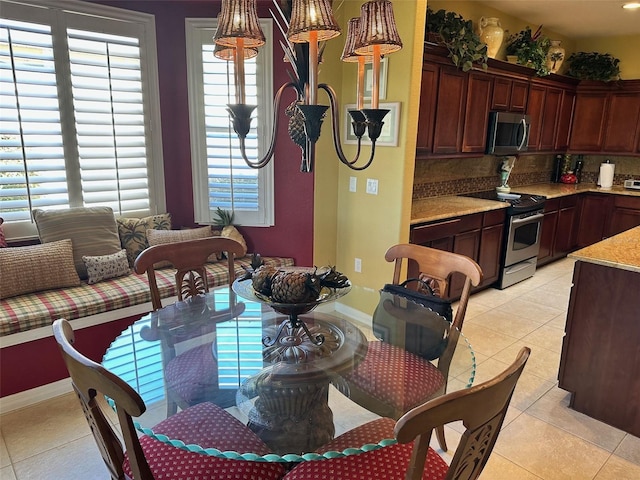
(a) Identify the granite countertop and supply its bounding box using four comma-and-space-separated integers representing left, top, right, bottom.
569, 225, 640, 274
411, 183, 640, 225
411, 196, 507, 225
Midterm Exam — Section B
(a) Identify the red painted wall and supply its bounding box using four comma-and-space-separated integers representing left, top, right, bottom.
95, 1, 314, 265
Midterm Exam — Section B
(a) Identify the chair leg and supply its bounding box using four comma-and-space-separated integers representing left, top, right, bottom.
436, 425, 447, 451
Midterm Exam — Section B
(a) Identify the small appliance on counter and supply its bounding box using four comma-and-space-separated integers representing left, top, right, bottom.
624, 179, 640, 190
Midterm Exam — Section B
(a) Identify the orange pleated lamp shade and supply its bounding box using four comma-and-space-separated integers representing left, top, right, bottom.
214, 0, 265, 49
354, 0, 402, 56
287, 0, 341, 43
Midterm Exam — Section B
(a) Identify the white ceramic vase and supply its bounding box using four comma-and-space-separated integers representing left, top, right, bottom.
546, 40, 566, 74
478, 17, 504, 59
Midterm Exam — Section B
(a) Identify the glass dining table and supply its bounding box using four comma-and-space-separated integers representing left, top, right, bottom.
101, 282, 475, 463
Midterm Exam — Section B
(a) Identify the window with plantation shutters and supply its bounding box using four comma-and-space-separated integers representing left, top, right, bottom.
186, 18, 274, 227
0, 0, 164, 241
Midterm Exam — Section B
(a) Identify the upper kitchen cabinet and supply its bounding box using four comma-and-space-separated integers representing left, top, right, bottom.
461, 71, 493, 153
569, 80, 640, 155
491, 76, 528, 112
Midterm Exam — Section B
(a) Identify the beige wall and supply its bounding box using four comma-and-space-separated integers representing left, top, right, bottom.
576, 35, 640, 80
314, 0, 427, 315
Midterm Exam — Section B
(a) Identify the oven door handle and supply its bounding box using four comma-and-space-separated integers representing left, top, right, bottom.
511, 212, 544, 225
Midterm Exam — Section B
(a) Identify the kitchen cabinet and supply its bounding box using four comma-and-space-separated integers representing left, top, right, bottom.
527, 81, 563, 152
415, 63, 438, 152
568, 91, 608, 151
538, 195, 579, 266
602, 92, 640, 153
410, 209, 506, 299
461, 71, 493, 153
491, 76, 528, 112
554, 89, 576, 151
576, 193, 611, 247
606, 195, 640, 237
432, 65, 467, 155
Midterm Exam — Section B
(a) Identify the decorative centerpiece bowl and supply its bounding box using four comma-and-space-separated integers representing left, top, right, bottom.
232, 266, 351, 346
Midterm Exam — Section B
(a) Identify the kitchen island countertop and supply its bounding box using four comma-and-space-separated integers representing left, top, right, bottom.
569, 225, 640, 274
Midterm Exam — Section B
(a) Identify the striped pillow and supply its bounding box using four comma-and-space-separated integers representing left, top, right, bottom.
33, 207, 122, 279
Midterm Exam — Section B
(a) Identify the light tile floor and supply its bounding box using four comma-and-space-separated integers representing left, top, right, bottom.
1, 257, 639, 479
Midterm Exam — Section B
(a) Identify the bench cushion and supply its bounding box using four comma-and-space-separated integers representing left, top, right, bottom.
0, 256, 293, 336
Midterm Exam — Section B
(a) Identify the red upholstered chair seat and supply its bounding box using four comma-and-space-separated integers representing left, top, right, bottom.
283, 418, 449, 480
123, 402, 285, 480
164, 343, 219, 405
345, 341, 446, 412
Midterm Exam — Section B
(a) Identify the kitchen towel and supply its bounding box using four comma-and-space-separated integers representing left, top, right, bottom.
598, 162, 615, 189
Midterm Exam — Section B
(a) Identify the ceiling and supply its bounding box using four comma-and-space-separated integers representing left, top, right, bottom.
477, 0, 640, 38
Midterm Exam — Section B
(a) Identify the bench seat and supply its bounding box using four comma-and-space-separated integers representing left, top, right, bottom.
0, 256, 293, 337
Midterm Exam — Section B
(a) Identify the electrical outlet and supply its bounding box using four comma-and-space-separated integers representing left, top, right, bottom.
349, 176, 357, 192
354, 258, 362, 273
366, 178, 378, 195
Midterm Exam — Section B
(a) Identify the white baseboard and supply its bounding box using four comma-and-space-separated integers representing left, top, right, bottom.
0, 378, 72, 415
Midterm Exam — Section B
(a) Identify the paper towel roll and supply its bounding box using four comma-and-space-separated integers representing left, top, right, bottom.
599, 163, 615, 189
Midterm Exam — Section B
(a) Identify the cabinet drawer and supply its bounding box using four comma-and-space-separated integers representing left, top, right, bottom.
411, 214, 482, 244
544, 197, 561, 212
560, 195, 579, 208
613, 195, 640, 209
482, 209, 506, 227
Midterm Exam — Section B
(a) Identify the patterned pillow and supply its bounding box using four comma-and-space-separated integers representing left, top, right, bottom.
146, 227, 214, 267
82, 249, 130, 285
0, 217, 6, 248
0, 239, 81, 299
33, 207, 122, 280
116, 213, 172, 266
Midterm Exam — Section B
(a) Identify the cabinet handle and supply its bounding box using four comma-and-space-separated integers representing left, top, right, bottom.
425, 218, 461, 228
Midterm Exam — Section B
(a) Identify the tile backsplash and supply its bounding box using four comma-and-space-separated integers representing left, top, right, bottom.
412, 155, 640, 200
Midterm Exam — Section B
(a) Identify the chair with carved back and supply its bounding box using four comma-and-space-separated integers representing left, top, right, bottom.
283, 347, 530, 480
52, 319, 285, 480
134, 236, 246, 414
345, 244, 483, 451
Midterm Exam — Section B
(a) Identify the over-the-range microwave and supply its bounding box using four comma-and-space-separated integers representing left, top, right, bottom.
485, 111, 531, 155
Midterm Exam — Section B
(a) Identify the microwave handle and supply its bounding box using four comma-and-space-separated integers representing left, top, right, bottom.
517, 118, 527, 151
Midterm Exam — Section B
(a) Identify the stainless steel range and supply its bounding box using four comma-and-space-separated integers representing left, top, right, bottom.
461, 191, 547, 289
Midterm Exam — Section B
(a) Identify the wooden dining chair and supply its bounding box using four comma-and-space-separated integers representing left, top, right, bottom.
283, 347, 530, 480
53, 319, 285, 480
134, 236, 245, 414
345, 244, 483, 450
134, 236, 245, 311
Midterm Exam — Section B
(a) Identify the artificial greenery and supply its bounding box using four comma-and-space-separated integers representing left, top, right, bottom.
505, 26, 551, 76
566, 52, 621, 82
425, 7, 488, 72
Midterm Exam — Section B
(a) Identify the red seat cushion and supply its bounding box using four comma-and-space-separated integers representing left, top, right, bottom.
345, 341, 446, 412
317, 418, 397, 454
164, 343, 219, 405
123, 402, 285, 480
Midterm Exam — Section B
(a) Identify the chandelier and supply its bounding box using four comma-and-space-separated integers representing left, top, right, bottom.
214, 0, 402, 172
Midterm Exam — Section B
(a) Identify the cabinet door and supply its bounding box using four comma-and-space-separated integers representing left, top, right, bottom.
416, 63, 439, 152
539, 87, 562, 151
555, 89, 576, 151
538, 207, 558, 265
449, 229, 481, 299
432, 66, 467, 154
576, 194, 611, 247
478, 223, 504, 287
602, 92, 640, 153
510, 80, 529, 112
555, 203, 579, 255
462, 72, 493, 153
569, 92, 608, 151
607, 196, 640, 237
491, 77, 511, 111
526, 85, 546, 151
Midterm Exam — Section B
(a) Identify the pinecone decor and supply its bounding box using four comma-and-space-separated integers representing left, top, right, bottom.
249, 266, 349, 304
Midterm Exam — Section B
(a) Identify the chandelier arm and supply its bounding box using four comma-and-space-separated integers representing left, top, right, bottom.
234, 81, 298, 169
319, 83, 376, 169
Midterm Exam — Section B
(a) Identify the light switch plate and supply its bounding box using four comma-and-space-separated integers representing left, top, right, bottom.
366, 178, 378, 195
349, 176, 357, 192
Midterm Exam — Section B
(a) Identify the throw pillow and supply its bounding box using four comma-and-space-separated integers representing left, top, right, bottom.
0, 217, 6, 248
33, 207, 122, 279
146, 226, 214, 267
0, 239, 81, 299
117, 213, 172, 266
83, 249, 130, 285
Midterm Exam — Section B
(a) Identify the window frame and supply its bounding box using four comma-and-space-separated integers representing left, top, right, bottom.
185, 17, 274, 228
0, 0, 165, 241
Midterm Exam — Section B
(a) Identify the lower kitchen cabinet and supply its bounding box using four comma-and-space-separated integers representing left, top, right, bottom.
538, 195, 579, 266
410, 209, 505, 300
576, 193, 611, 247
607, 195, 640, 237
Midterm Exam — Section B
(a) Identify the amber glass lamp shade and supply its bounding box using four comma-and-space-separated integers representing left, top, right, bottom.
215, 0, 265, 48
354, 0, 402, 56
287, 0, 341, 43
213, 43, 258, 61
